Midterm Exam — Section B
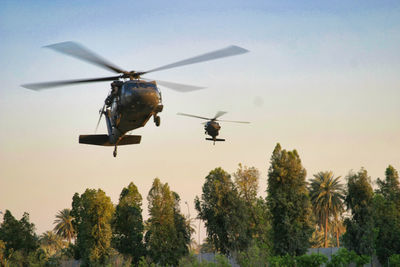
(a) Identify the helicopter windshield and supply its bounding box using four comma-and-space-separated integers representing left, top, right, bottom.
124, 82, 157, 90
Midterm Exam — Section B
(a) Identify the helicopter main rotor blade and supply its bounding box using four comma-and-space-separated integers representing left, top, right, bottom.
217, 119, 250, 124
45, 41, 127, 74
213, 111, 227, 120
142, 45, 249, 75
143, 78, 205, 92
177, 113, 211, 121
22, 75, 121, 90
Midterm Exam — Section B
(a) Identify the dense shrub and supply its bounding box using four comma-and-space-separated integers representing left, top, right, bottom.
389, 254, 400, 267
296, 253, 328, 267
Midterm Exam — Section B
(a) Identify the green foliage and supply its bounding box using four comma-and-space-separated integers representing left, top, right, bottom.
354, 254, 371, 266
266, 143, 313, 256
296, 253, 328, 267
53, 208, 75, 243
40, 230, 65, 257
73, 188, 115, 266
70, 192, 82, 259
27, 248, 48, 267
0, 210, 39, 259
235, 241, 269, 267
250, 198, 273, 256
309, 171, 345, 248
215, 254, 231, 267
145, 178, 191, 266
172, 192, 192, 260
309, 226, 330, 248
267, 254, 295, 267
234, 164, 272, 251
374, 165, 400, 265
200, 239, 216, 253
327, 248, 371, 267
267, 253, 328, 267
178, 253, 231, 267
377, 165, 400, 206
234, 163, 259, 203
389, 254, 400, 266
8, 249, 25, 267
195, 167, 252, 255
0, 240, 5, 266
137, 256, 157, 267
327, 248, 353, 267
112, 182, 145, 265
343, 168, 375, 256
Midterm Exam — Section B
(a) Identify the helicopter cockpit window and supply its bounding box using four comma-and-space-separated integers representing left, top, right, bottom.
125, 83, 157, 89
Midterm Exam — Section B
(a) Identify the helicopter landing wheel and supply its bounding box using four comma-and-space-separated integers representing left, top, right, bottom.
113, 146, 117, 157
154, 115, 161, 127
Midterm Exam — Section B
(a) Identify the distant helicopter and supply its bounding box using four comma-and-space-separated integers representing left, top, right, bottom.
22, 42, 249, 157
177, 111, 250, 144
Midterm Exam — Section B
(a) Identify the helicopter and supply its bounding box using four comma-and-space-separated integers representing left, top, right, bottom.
177, 111, 250, 144
22, 42, 249, 157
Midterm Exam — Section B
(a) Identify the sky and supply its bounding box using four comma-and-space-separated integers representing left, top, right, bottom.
0, 0, 399, 241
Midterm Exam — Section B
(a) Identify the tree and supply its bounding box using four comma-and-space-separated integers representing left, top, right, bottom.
40, 230, 65, 256
0, 240, 5, 266
53, 208, 75, 244
234, 164, 273, 263
330, 214, 345, 247
145, 178, 191, 265
234, 163, 259, 204
171, 192, 192, 260
233, 164, 267, 241
73, 189, 115, 266
0, 210, 39, 258
266, 143, 313, 256
343, 168, 375, 256
376, 165, 400, 208
112, 182, 145, 265
373, 165, 400, 264
195, 167, 252, 255
70, 193, 82, 232
309, 171, 345, 247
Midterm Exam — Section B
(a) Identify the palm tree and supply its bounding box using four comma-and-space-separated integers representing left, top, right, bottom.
309, 171, 345, 248
40, 230, 65, 256
310, 225, 331, 248
330, 214, 346, 247
53, 208, 75, 243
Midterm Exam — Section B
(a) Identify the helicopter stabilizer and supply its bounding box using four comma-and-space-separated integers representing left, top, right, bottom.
206, 138, 225, 142
79, 134, 141, 146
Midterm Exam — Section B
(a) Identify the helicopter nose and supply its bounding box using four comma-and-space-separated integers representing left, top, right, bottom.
133, 89, 159, 107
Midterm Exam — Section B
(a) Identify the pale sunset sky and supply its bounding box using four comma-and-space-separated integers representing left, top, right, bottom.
0, 1, 399, 241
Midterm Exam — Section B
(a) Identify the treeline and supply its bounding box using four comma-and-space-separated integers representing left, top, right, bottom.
1, 143, 400, 266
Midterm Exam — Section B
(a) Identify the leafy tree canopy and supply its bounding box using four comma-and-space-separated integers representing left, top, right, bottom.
374, 165, 400, 264
145, 178, 191, 266
195, 167, 252, 255
73, 188, 115, 266
267, 143, 313, 256
343, 168, 375, 256
113, 182, 145, 265
0, 210, 39, 258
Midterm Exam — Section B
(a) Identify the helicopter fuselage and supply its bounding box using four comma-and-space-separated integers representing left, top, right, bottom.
204, 121, 221, 139
106, 80, 163, 144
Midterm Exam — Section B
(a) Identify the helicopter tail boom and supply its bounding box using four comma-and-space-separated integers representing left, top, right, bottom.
79, 134, 141, 146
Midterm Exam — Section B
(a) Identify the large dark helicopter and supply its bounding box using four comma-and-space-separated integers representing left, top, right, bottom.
22, 42, 248, 156
177, 111, 250, 144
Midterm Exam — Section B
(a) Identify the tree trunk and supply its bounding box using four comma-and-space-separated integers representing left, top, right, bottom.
336, 230, 340, 247
324, 211, 328, 248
